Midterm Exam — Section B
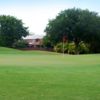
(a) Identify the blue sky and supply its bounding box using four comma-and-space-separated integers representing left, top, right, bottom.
0, 0, 100, 35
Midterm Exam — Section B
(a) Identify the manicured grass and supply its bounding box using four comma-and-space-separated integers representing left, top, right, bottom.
0, 47, 100, 100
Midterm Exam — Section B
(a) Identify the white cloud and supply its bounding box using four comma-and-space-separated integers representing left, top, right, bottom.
0, 2, 71, 35
0, 0, 100, 36
0, 1, 77, 35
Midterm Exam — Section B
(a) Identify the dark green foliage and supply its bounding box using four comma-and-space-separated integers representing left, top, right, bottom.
54, 42, 68, 53
43, 35, 53, 48
44, 8, 100, 53
13, 40, 28, 48
64, 43, 69, 53
0, 15, 29, 47
68, 42, 76, 54
54, 41, 90, 54
54, 43, 63, 52
77, 41, 90, 54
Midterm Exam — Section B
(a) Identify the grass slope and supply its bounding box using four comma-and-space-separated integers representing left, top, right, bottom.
0, 47, 100, 100
0, 47, 22, 54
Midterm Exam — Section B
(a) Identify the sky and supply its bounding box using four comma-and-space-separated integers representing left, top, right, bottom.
0, 0, 100, 36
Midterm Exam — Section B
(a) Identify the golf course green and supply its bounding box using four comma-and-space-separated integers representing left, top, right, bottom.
0, 47, 100, 100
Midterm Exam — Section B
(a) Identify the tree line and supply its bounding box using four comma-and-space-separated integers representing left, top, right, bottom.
44, 8, 100, 53
0, 15, 29, 48
0, 8, 100, 54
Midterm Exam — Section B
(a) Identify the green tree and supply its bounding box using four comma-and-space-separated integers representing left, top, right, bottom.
0, 15, 29, 47
44, 8, 100, 53
13, 39, 28, 48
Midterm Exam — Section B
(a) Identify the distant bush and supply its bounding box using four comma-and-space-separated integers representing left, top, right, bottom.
77, 41, 90, 54
13, 40, 28, 48
54, 43, 62, 53
68, 42, 76, 54
63, 43, 69, 53
54, 43, 69, 53
54, 41, 90, 54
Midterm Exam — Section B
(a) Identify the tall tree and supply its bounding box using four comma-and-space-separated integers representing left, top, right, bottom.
44, 8, 100, 53
0, 15, 29, 47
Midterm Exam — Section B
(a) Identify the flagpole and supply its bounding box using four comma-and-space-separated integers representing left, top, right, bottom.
63, 39, 64, 56
63, 34, 65, 56
62, 34, 67, 56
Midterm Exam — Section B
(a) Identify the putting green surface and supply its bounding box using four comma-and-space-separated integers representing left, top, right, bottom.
0, 47, 100, 100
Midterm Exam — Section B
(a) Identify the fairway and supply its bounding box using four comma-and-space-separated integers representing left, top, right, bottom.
0, 47, 100, 100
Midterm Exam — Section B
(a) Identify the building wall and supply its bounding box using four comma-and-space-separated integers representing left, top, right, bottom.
25, 38, 43, 48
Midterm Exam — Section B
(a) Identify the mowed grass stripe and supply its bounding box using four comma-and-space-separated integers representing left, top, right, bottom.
0, 47, 100, 100
0, 54, 99, 66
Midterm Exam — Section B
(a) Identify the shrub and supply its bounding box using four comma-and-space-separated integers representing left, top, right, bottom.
54, 42, 68, 53
64, 43, 69, 53
13, 40, 28, 48
68, 42, 76, 54
54, 43, 62, 52
77, 41, 90, 54
54, 41, 90, 54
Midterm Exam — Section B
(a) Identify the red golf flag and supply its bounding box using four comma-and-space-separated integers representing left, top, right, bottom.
63, 36, 67, 43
